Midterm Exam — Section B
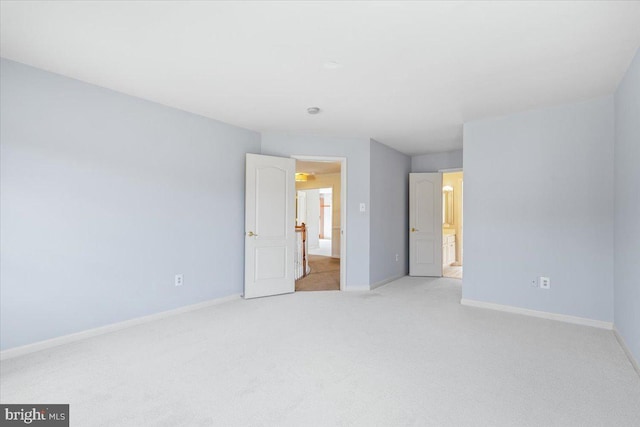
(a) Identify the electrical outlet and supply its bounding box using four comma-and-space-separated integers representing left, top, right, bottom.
539, 276, 550, 289
175, 274, 184, 287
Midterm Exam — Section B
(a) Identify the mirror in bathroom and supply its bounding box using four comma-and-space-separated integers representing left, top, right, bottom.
443, 185, 454, 227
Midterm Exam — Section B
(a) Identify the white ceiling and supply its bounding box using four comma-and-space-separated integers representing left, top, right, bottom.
296, 160, 341, 175
1, 1, 639, 155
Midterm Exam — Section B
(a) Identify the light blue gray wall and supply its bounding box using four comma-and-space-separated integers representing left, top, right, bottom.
411, 149, 462, 172
614, 49, 640, 363
0, 59, 261, 350
463, 96, 615, 322
369, 139, 411, 287
260, 132, 371, 289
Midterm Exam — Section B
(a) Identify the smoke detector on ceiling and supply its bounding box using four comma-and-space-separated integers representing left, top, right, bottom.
307, 107, 321, 115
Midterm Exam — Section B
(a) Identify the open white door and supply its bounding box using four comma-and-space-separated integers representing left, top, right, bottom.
409, 173, 443, 276
244, 153, 296, 298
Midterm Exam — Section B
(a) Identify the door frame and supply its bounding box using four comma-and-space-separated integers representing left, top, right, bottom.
291, 155, 347, 291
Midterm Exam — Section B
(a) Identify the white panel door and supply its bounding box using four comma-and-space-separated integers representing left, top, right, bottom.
409, 173, 443, 276
244, 153, 296, 298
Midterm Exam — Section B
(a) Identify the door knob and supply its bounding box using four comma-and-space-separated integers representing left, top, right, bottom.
411, 227, 419, 232
247, 231, 258, 237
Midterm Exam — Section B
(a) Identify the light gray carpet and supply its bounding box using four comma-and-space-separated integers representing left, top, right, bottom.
2, 277, 639, 426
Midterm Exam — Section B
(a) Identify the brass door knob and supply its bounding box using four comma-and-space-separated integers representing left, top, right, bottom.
411, 227, 419, 232
247, 231, 258, 237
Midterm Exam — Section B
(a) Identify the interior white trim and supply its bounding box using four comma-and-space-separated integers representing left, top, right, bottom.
460, 298, 614, 330
292, 155, 347, 291
613, 327, 640, 378
370, 274, 406, 290
0, 294, 241, 361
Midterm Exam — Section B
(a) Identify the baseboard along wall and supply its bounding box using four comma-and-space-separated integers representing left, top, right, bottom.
461, 298, 640, 378
0, 294, 241, 361
614, 328, 640, 378
370, 273, 407, 290
460, 298, 613, 330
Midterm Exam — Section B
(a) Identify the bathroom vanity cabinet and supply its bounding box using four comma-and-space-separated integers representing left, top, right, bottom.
443, 233, 456, 266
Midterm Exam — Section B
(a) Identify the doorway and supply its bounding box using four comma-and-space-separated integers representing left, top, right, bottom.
293, 157, 345, 291
296, 187, 332, 257
442, 171, 463, 279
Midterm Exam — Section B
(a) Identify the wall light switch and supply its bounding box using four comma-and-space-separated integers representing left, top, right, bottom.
359, 203, 366, 212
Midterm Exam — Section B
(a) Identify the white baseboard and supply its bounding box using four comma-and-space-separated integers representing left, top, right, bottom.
613, 327, 640, 378
0, 294, 241, 361
460, 298, 613, 330
370, 273, 406, 290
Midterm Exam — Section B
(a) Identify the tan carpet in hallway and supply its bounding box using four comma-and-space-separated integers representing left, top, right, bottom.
295, 255, 340, 291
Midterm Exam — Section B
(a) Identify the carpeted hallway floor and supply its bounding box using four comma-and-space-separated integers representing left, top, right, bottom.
2, 277, 639, 426
295, 255, 340, 291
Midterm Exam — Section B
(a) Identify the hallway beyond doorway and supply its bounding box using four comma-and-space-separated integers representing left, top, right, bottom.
295, 255, 340, 291
309, 238, 331, 257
